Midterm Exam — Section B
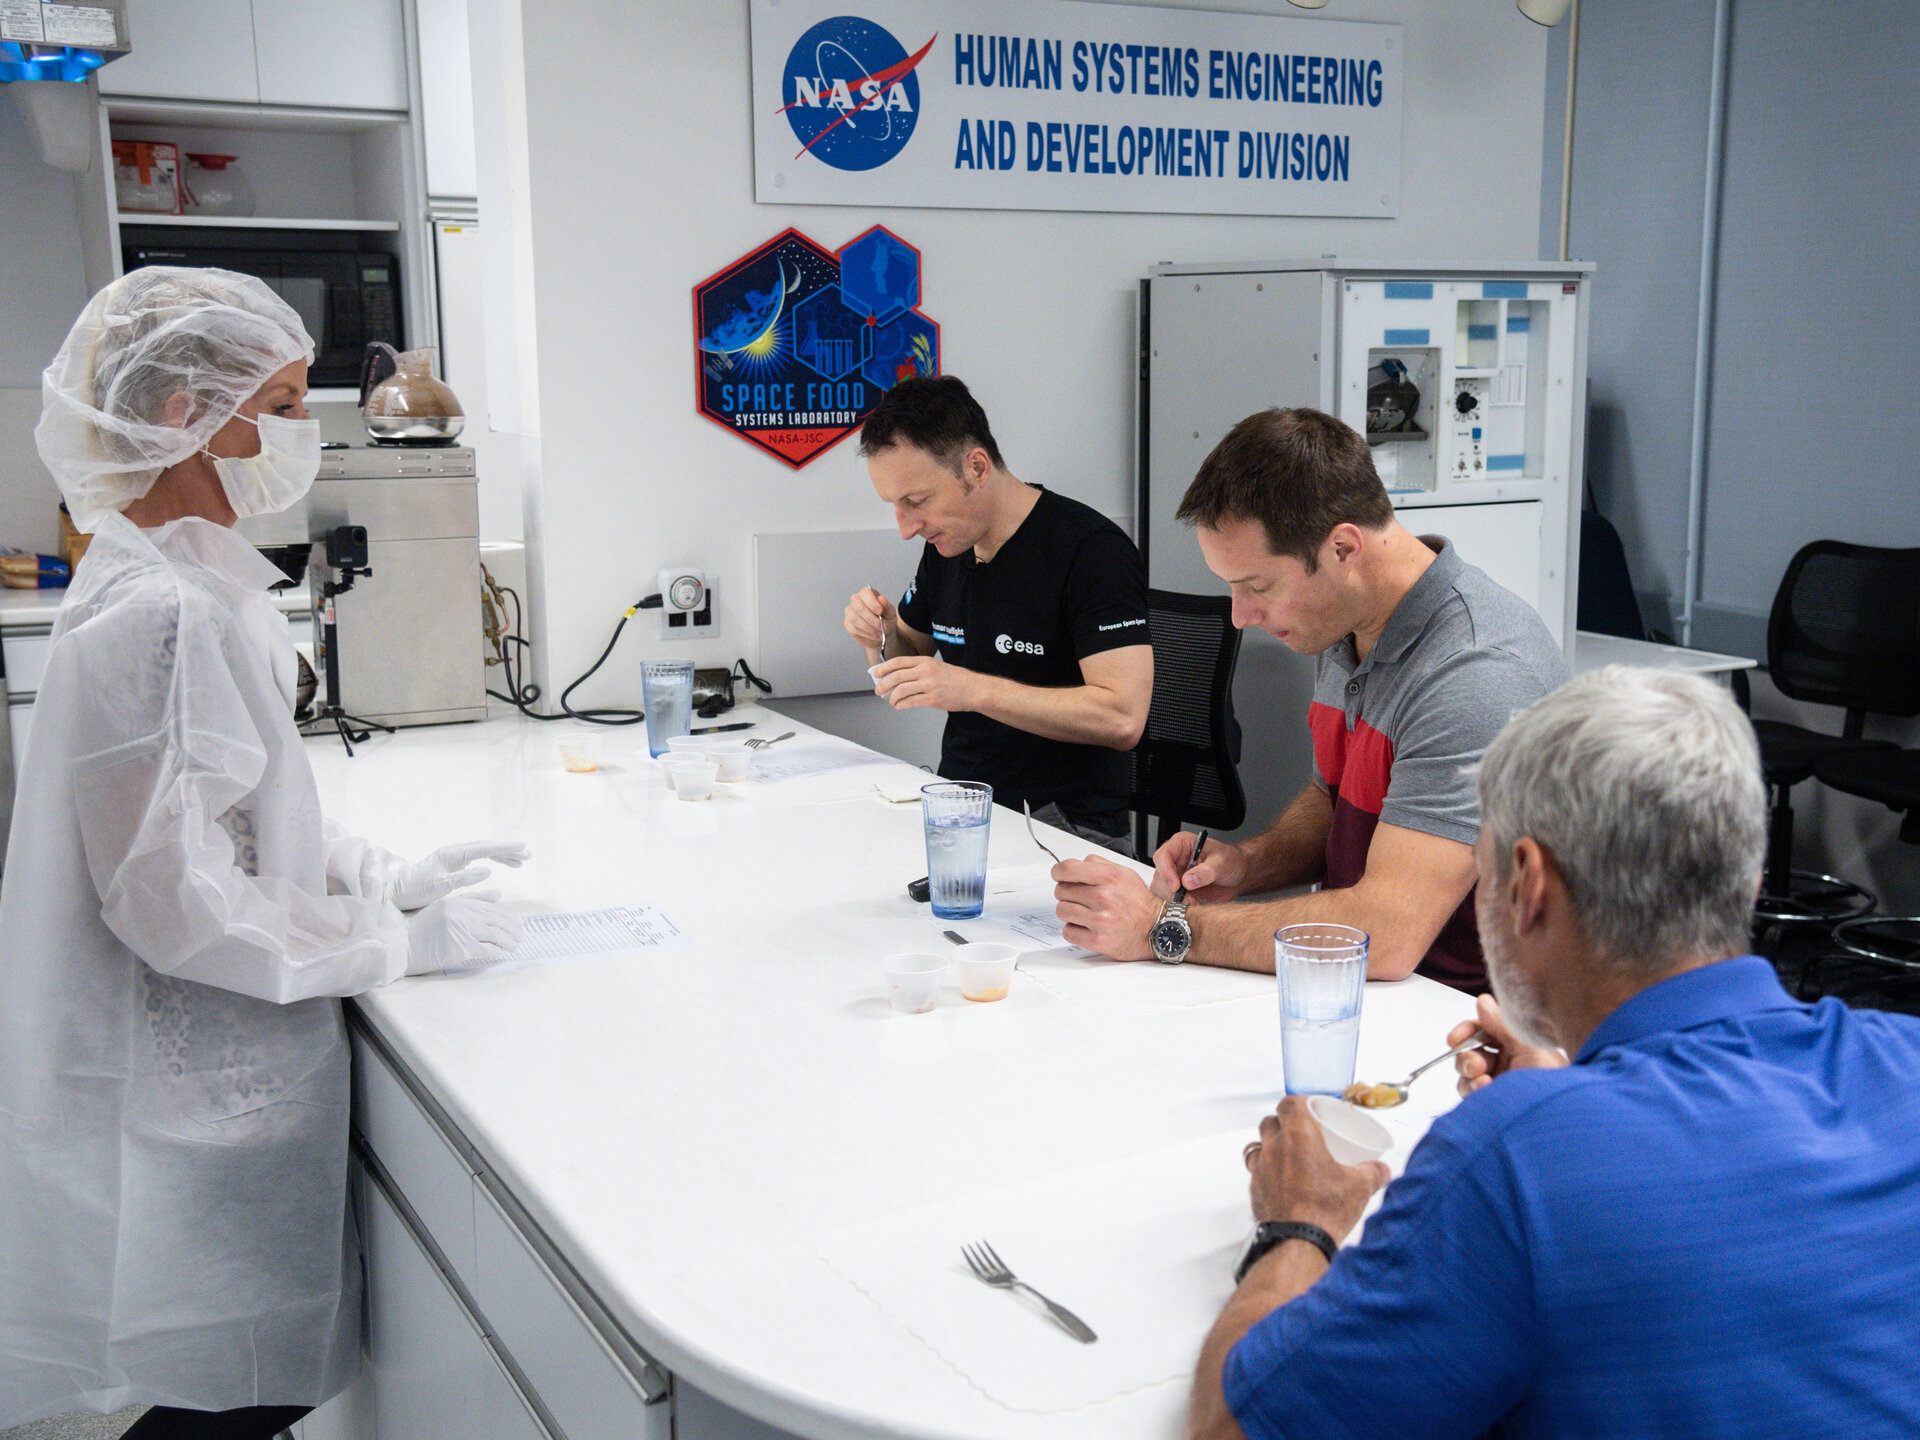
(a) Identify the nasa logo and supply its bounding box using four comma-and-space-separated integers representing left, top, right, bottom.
780, 16, 935, 172
995, 634, 1044, 657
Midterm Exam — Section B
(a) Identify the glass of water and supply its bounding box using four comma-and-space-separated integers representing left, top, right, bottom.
921, 781, 993, 919
1274, 923, 1369, 1095
642, 659, 696, 758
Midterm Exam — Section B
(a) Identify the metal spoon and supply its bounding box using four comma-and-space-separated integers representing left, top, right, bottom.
1345, 1030, 1490, 1108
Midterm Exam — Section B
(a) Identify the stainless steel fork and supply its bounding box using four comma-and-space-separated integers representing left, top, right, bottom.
744, 731, 795, 750
960, 1240, 1097, 1343
1022, 800, 1062, 866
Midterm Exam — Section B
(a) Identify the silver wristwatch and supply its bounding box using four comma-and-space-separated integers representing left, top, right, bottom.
1149, 900, 1192, 964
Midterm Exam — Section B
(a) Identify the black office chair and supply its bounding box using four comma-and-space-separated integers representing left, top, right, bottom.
1739, 541, 1920, 930
1814, 746, 1920, 981
1125, 590, 1248, 859
1577, 508, 1648, 641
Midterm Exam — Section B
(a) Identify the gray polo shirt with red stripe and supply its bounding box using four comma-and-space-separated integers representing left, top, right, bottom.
1310, 537, 1569, 991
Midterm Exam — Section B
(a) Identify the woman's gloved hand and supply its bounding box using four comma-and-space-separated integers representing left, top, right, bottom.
404, 890, 525, 976
388, 840, 531, 912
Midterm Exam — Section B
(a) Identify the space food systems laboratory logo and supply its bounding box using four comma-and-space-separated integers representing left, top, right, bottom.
778, 15, 935, 172
695, 224, 940, 468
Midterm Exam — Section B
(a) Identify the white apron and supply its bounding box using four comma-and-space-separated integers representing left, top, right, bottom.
0, 514, 410, 1425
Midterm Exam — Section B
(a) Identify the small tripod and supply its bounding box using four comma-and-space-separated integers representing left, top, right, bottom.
302, 524, 394, 757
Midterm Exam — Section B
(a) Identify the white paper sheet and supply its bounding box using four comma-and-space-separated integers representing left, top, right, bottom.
449, 904, 689, 972
816, 1132, 1252, 1414
747, 741, 896, 784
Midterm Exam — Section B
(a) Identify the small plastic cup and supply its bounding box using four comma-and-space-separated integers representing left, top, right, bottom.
665, 735, 709, 758
1306, 1096, 1393, 1167
558, 736, 599, 773
882, 953, 946, 1014
707, 741, 752, 781
953, 942, 1017, 1003
666, 754, 718, 800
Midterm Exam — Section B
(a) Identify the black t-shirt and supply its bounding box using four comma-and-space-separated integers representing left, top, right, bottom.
896, 487, 1148, 835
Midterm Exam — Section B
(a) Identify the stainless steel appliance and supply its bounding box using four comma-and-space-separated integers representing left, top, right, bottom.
302, 444, 486, 728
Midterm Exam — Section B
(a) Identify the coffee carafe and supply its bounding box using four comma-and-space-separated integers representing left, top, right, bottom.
359, 343, 465, 445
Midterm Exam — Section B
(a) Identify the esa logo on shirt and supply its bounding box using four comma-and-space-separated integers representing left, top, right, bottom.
996, 634, 1044, 656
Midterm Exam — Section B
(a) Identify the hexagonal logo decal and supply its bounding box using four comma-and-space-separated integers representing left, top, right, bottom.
694, 225, 939, 468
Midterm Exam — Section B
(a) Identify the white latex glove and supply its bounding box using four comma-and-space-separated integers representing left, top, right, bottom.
404, 890, 525, 976
388, 840, 531, 912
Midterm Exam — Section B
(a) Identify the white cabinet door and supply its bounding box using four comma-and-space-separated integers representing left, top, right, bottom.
1411, 501, 1546, 621
360, 1169, 494, 1440
416, 0, 477, 197
251, 0, 407, 111
99, 0, 260, 102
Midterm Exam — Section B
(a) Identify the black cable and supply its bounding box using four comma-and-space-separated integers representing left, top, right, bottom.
482, 581, 647, 726
732, 657, 773, 696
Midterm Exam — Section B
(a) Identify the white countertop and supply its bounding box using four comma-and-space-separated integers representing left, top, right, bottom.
1572, 629, 1756, 675
311, 707, 1478, 1440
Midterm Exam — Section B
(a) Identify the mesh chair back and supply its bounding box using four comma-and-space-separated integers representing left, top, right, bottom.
1768, 542, 1920, 717
1125, 590, 1248, 847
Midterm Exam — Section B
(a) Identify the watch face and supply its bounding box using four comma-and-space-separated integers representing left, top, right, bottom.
1150, 916, 1187, 960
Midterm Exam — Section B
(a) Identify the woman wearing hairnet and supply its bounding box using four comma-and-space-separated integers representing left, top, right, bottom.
0, 269, 528, 1440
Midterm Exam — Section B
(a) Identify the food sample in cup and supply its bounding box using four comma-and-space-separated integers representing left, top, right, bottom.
706, 740, 752, 781
952, 942, 1017, 1002
665, 755, 718, 801
1306, 1096, 1393, 1167
558, 737, 599, 773
1342, 1082, 1403, 1108
882, 953, 946, 1014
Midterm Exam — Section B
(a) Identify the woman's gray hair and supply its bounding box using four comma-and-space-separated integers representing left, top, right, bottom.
1476, 666, 1766, 971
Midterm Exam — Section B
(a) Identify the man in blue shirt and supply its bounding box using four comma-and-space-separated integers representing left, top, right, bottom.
1191, 665, 1920, 1440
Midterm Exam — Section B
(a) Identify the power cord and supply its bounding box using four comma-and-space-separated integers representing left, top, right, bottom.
480, 568, 775, 727
481, 565, 651, 725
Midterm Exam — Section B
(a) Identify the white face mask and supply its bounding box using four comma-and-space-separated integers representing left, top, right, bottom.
206, 411, 322, 519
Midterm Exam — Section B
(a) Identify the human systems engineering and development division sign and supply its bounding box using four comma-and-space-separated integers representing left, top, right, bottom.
749, 0, 1401, 219
695, 226, 939, 468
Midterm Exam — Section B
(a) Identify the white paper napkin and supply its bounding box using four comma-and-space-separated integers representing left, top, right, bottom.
815, 1133, 1253, 1414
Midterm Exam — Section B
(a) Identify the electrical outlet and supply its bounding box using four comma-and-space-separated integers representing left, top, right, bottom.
657, 574, 720, 639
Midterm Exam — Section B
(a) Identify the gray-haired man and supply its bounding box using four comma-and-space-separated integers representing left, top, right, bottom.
1191, 666, 1920, 1440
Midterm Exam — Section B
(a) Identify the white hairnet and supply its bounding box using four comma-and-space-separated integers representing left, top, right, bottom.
37, 266, 315, 531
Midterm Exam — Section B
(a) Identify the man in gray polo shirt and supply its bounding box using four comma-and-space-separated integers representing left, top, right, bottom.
1053, 408, 1568, 990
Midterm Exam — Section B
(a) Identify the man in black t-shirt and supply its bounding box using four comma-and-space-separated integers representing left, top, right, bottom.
843, 377, 1152, 841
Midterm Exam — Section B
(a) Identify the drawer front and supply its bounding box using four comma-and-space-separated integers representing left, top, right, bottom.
351, 1026, 479, 1280
3, 634, 50, 697
472, 1181, 669, 1440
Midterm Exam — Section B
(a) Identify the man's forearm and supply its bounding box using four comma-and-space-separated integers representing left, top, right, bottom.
1234, 785, 1332, 894
967, 671, 1141, 749
1189, 1242, 1329, 1440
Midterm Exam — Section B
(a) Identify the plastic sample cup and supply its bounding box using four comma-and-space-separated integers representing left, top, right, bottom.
665, 754, 718, 801
882, 953, 946, 1014
952, 942, 1017, 1002
921, 781, 992, 919
557, 736, 599, 773
642, 659, 696, 758
707, 741, 752, 781
1307, 1096, 1393, 1167
665, 735, 708, 758
1275, 924, 1369, 1096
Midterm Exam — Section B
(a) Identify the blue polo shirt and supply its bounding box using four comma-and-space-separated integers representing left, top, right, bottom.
1223, 956, 1920, 1440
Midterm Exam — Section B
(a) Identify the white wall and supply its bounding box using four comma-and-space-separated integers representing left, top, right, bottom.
498, 0, 1551, 717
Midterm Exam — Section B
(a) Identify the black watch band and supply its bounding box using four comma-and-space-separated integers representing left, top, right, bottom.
1234, 1220, 1338, 1283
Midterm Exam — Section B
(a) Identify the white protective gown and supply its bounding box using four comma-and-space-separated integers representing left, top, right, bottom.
0, 513, 412, 1426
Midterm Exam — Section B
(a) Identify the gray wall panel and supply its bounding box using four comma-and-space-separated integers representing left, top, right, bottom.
1563, 0, 1718, 632
1699, 0, 1920, 616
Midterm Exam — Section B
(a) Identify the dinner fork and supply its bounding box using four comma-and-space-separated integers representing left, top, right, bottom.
744, 731, 795, 750
960, 1240, 1098, 1343
1022, 800, 1062, 866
